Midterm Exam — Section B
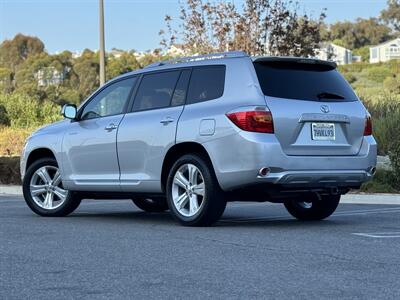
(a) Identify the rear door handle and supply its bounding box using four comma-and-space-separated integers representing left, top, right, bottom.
105, 123, 118, 131
160, 117, 174, 125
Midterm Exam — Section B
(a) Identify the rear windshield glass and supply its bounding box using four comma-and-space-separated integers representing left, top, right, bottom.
253, 61, 357, 102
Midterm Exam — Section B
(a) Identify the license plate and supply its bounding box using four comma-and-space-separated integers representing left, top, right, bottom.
311, 123, 335, 141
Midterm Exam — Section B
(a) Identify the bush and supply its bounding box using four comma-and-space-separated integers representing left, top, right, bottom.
383, 76, 400, 93
361, 96, 400, 155
364, 65, 392, 83
353, 46, 370, 62
0, 156, 21, 184
360, 169, 398, 193
0, 127, 32, 156
388, 133, 400, 190
0, 92, 61, 128
0, 104, 10, 126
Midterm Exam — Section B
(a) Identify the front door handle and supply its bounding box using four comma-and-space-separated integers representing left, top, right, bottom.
160, 117, 174, 125
105, 123, 118, 131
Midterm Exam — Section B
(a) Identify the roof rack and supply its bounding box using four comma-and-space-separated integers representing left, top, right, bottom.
144, 51, 248, 69
252, 56, 337, 69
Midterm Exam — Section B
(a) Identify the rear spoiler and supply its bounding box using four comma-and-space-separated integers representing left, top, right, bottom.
252, 56, 337, 70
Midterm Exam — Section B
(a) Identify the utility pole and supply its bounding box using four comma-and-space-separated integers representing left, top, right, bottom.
99, 0, 106, 86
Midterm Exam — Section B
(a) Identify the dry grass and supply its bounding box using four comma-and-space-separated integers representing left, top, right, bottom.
0, 126, 33, 157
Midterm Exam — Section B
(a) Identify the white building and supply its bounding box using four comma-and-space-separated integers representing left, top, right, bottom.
369, 38, 400, 63
167, 44, 187, 57
315, 43, 353, 65
35, 67, 66, 87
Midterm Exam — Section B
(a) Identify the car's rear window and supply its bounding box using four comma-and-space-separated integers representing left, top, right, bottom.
253, 61, 358, 102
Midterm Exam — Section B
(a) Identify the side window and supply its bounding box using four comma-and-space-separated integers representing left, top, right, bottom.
187, 66, 225, 104
132, 71, 180, 111
171, 70, 191, 106
80, 77, 136, 120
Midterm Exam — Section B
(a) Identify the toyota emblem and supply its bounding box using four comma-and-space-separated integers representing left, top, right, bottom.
321, 105, 330, 113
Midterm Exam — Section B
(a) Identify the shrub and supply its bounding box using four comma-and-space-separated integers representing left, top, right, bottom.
0, 92, 61, 128
364, 65, 392, 83
353, 46, 370, 62
0, 127, 32, 156
360, 169, 398, 193
0, 156, 21, 184
362, 97, 400, 155
0, 104, 10, 126
383, 76, 400, 94
388, 130, 400, 190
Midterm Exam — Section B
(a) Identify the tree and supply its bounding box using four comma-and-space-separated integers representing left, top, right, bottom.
106, 52, 140, 80
160, 0, 326, 57
353, 46, 370, 62
72, 49, 99, 100
329, 18, 393, 49
0, 67, 13, 93
0, 34, 44, 72
381, 0, 400, 32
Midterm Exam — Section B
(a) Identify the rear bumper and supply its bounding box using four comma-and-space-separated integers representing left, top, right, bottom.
203, 131, 377, 191
259, 169, 371, 187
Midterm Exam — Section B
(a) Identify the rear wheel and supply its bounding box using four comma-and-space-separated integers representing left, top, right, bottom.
166, 154, 226, 226
284, 194, 340, 221
132, 197, 169, 212
23, 158, 81, 217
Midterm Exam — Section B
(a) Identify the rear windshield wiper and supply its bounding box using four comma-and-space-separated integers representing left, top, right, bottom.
317, 92, 345, 100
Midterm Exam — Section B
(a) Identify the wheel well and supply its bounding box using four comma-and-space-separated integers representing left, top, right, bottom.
26, 148, 56, 170
161, 142, 215, 192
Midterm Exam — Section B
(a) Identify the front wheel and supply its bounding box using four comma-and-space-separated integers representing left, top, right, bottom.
23, 158, 81, 217
166, 154, 226, 226
284, 194, 340, 221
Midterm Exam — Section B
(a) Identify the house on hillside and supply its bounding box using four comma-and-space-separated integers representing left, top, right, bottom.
167, 44, 187, 56
35, 66, 67, 87
315, 43, 353, 65
369, 38, 400, 63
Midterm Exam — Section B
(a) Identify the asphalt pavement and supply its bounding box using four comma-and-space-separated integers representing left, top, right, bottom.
1, 194, 400, 299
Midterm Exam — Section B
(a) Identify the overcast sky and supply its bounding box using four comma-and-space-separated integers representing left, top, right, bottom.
0, 0, 388, 53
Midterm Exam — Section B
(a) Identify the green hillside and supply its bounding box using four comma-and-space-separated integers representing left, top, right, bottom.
339, 60, 400, 104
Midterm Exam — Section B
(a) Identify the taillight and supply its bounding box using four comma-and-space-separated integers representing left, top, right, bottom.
226, 109, 274, 133
364, 115, 372, 136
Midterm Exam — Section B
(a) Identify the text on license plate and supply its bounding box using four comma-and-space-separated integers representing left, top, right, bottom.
311, 123, 335, 141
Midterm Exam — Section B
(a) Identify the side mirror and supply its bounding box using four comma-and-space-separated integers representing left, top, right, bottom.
61, 104, 77, 120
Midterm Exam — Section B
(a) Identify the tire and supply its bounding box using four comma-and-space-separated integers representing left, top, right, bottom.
132, 197, 169, 212
284, 194, 340, 221
23, 158, 81, 217
166, 154, 227, 226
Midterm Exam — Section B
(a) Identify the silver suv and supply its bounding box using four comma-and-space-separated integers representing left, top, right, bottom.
21, 51, 377, 226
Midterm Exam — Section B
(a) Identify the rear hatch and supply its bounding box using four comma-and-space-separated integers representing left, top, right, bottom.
253, 58, 366, 156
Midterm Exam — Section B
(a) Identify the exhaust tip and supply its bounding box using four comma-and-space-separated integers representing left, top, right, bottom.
258, 167, 270, 177
368, 167, 377, 176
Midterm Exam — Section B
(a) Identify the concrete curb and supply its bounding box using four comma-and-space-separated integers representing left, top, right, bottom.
342, 193, 400, 205
0, 185, 22, 195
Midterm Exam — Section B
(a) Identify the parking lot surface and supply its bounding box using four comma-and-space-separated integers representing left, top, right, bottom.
1, 195, 400, 299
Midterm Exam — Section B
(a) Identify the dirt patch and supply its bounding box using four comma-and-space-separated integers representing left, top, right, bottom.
0, 156, 21, 185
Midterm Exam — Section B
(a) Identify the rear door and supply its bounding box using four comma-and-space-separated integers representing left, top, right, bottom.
117, 69, 191, 192
253, 59, 367, 156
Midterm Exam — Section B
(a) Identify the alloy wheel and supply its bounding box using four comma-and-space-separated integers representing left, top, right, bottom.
29, 166, 68, 210
171, 163, 205, 217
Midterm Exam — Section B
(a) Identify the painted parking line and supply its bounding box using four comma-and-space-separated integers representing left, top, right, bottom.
352, 232, 400, 238
221, 207, 400, 223
333, 207, 400, 216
